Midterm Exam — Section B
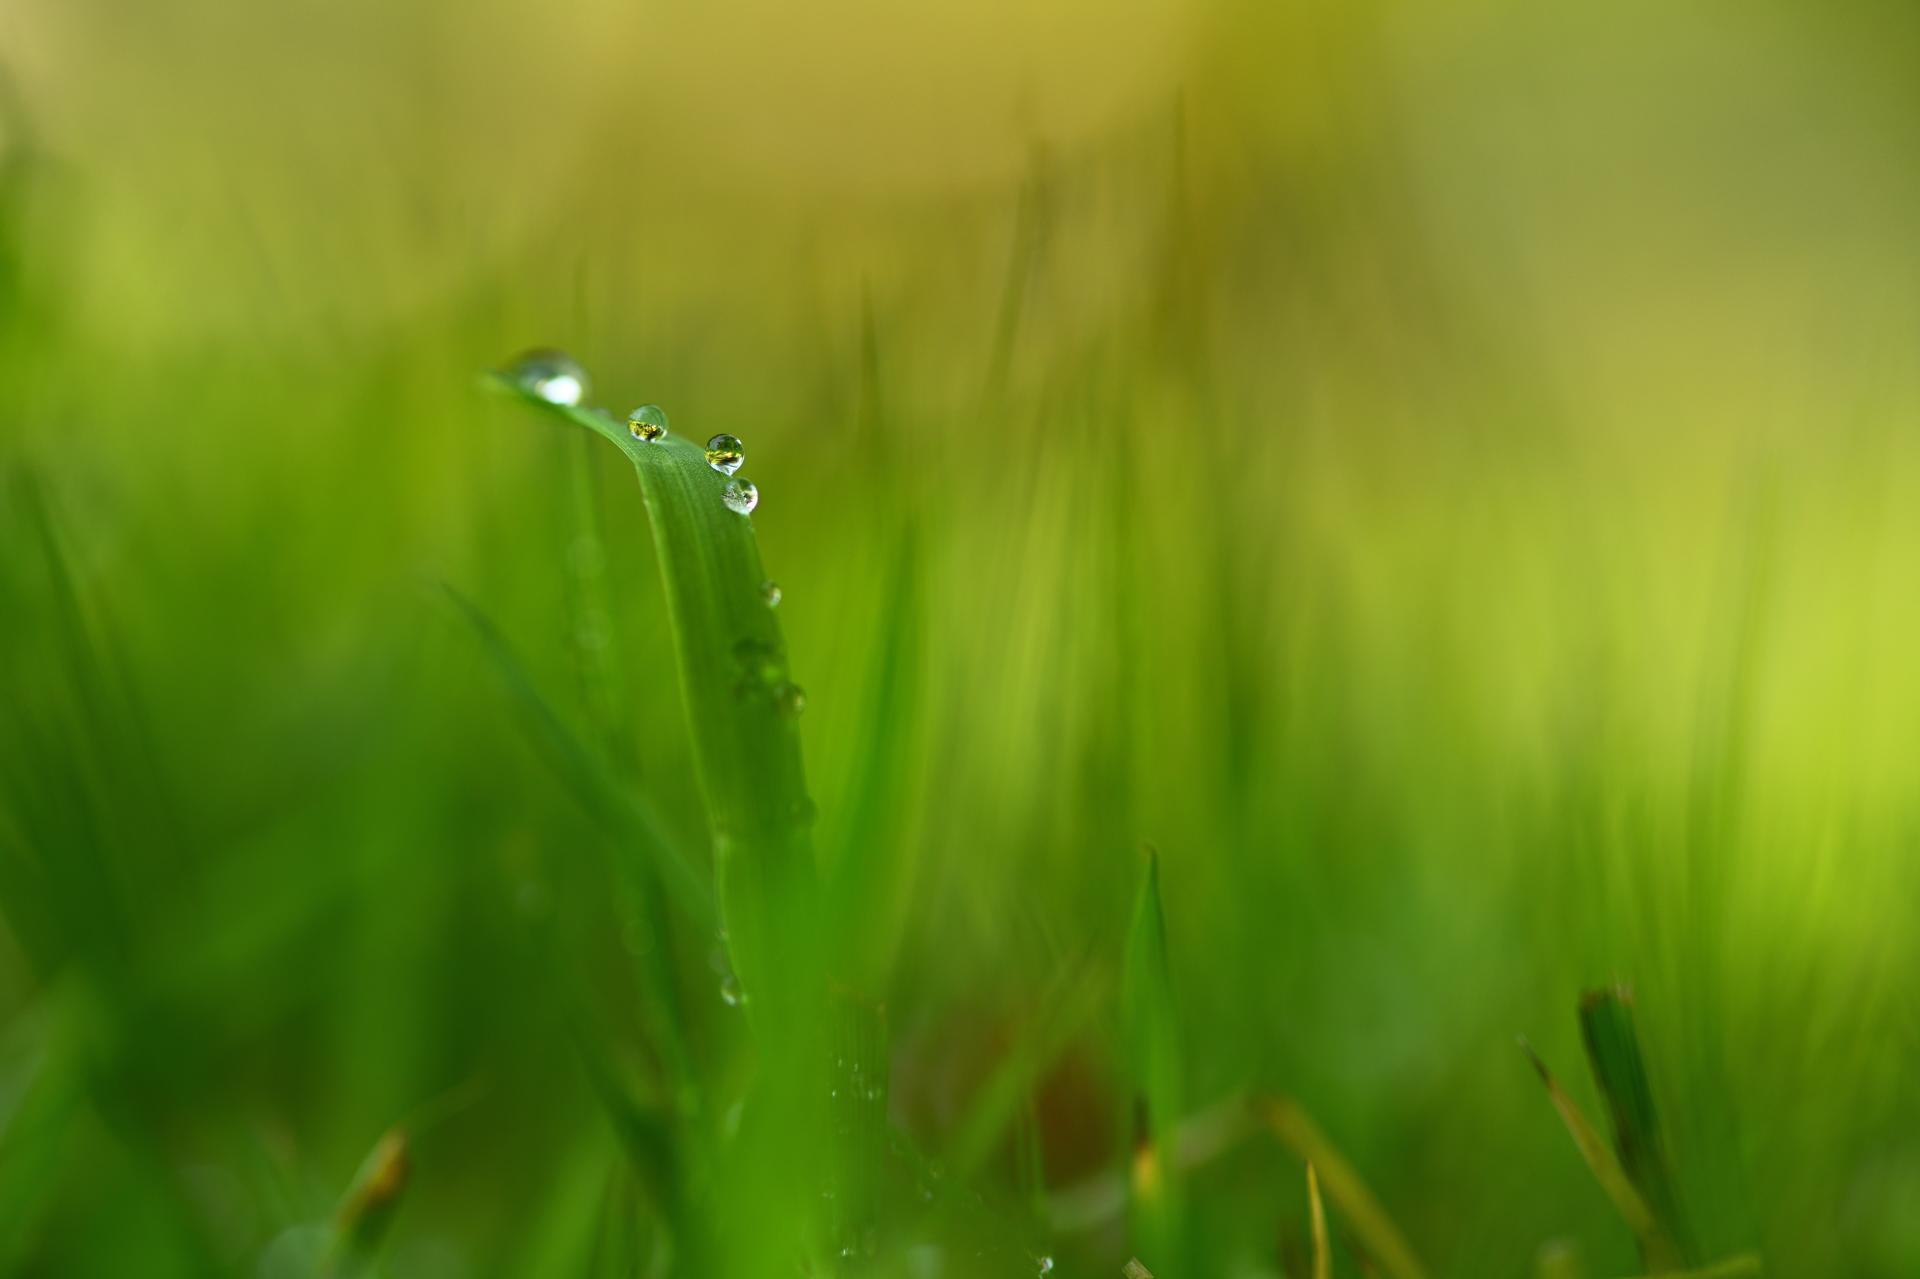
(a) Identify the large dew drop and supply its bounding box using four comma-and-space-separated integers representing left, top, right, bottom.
507, 349, 589, 407
760, 580, 782, 608
721, 477, 759, 515
627, 404, 669, 442
705, 434, 745, 475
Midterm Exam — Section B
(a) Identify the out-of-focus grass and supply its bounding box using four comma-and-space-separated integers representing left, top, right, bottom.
4, 0, 1920, 1275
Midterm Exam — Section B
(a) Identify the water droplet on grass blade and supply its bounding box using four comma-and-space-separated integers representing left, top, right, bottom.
721, 478, 758, 515
628, 404, 669, 441
507, 349, 589, 406
772, 681, 806, 718
1036, 1257, 1054, 1275
760, 580, 782, 607
719, 972, 746, 1007
705, 434, 745, 475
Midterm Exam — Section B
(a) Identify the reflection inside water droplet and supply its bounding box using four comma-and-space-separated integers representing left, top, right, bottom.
628, 404, 669, 442
705, 434, 745, 475
721, 478, 758, 515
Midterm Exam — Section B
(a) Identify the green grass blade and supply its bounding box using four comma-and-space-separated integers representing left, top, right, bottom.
326, 1128, 408, 1278
1258, 1096, 1429, 1279
442, 584, 714, 932
1307, 1162, 1330, 1279
1520, 1040, 1683, 1271
488, 373, 816, 1018
1123, 848, 1183, 1258
1579, 988, 1695, 1267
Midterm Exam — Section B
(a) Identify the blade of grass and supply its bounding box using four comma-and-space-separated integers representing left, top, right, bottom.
1307, 1162, 1330, 1279
325, 1128, 409, 1278
1124, 848, 1183, 1259
1579, 988, 1694, 1267
1257, 1095, 1429, 1279
488, 375, 816, 1022
1520, 1039, 1683, 1271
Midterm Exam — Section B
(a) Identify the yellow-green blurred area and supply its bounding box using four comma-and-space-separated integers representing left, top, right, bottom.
4, 0, 1920, 1274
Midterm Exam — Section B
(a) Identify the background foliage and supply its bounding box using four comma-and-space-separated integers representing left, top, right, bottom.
3, 1, 1918, 1274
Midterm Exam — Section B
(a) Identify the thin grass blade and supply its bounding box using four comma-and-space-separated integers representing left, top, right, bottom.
1520, 1040, 1683, 1271
1258, 1095, 1429, 1279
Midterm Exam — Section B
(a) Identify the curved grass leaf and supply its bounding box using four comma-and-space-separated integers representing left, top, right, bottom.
486, 376, 817, 1017
1307, 1162, 1330, 1279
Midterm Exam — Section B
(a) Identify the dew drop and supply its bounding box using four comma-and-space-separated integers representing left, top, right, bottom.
1036, 1258, 1054, 1276
721, 477, 759, 515
628, 404, 669, 442
507, 349, 589, 407
760, 580, 782, 608
719, 972, 746, 1007
705, 434, 746, 475
773, 681, 806, 719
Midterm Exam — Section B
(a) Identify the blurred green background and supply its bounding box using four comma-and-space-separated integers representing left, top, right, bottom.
3, 0, 1919, 1274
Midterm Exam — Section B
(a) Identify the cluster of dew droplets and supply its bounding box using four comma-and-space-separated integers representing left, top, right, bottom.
504, 353, 766, 519
703, 433, 763, 516
732, 636, 806, 720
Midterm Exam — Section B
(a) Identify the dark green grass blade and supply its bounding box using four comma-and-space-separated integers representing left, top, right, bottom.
1521, 1040, 1683, 1271
1123, 848, 1183, 1258
1579, 988, 1695, 1267
487, 376, 816, 1018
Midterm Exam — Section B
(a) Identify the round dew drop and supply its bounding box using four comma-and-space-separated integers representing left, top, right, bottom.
507, 349, 589, 407
772, 681, 806, 719
719, 972, 745, 1007
627, 404, 669, 441
721, 478, 758, 515
705, 434, 746, 475
760, 580, 782, 608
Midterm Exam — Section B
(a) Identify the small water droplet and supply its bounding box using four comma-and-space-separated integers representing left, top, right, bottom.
760, 580, 782, 608
721, 477, 759, 515
1036, 1256, 1054, 1275
773, 681, 806, 718
705, 433, 745, 475
719, 972, 746, 1007
507, 349, 589, 407
628, 404, 669, 442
